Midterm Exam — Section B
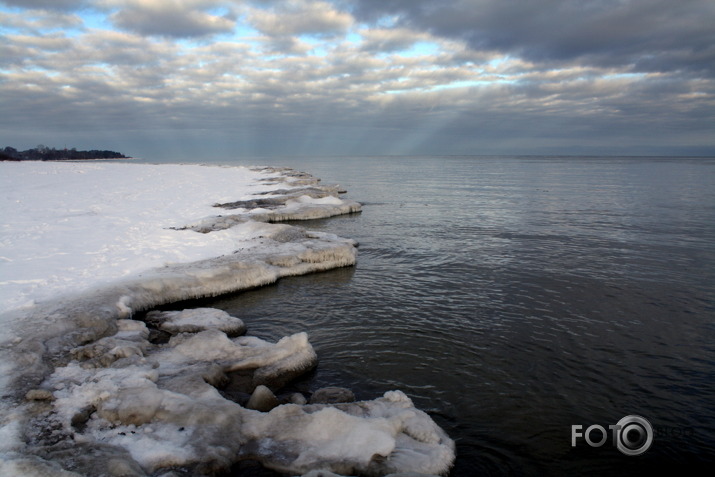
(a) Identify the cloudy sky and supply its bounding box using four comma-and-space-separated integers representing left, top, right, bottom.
1, 0, 713, 159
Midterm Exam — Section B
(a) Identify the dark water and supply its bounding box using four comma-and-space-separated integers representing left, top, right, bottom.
200, 156, 715, 475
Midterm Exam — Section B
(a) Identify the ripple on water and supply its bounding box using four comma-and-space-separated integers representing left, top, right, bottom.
198, 156, 715, 476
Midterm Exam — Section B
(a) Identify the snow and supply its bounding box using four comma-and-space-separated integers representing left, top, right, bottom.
1, 162, 299, 312
0, 161, 454, 476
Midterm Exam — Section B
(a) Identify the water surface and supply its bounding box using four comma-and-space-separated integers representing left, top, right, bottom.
200, 156, 715, 475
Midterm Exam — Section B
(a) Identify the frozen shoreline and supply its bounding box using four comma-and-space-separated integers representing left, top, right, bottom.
0, 162, 454, 476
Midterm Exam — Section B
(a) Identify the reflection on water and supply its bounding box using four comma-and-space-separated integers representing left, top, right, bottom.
200, 156, 715, 475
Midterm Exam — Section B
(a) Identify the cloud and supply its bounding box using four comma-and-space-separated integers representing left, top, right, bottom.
0, 9, 84, 33
358, 27, 431, 53
248, 0, 353, 37
102, 0, 236, 37
0, 0, 88, 10
0, 0, 712, 156
259, 35, 313, 55
1, 1, 238, 38
346, 0, 715, 75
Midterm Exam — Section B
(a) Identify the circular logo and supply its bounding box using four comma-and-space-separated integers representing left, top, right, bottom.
615, 415, 653, 456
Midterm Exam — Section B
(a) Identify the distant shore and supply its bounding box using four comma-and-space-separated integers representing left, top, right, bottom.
1, 145, 130, 161
0, 157, 137, 162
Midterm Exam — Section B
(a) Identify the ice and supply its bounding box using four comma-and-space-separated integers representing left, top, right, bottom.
0, 162, 359, 314
246, 385, 280, 412
0, 455, 86, 476
18, 319, 453, 476
0, 162, 271, 312
145, 308, 247, 336
241, 391, 455, 475
0, 162, 454, 476
252, 194, 362, 223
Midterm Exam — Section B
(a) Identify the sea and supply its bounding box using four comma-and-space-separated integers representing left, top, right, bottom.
166, 155, 715, 476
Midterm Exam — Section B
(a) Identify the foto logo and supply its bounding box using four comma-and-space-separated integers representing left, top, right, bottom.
572, 415, 653, 456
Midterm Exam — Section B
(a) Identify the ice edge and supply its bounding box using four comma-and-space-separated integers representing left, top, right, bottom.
0, 166, 455, 477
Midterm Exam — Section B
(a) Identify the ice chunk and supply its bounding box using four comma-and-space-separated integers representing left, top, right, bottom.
70, 319, 150, 368
0, 451, 132, 477
145, 308, 246, 336
246, 385, 280, 412
19, 322, 454, 476
251, 195, 362, 222
240, 391, 455, 475
164, 329, 317, 391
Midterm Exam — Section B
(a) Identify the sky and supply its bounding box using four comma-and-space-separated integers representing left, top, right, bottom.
0, 0, 713, 159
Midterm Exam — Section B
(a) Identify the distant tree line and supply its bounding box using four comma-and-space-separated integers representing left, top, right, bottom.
0, 145, 129, 161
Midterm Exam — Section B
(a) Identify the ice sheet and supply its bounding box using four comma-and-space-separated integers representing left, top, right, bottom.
0, 162, 453, 476
0, 162, 329, 312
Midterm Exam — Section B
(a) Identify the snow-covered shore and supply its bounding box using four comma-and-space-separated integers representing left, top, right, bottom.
0, 162, 359, 313
0, 162, 454, 476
